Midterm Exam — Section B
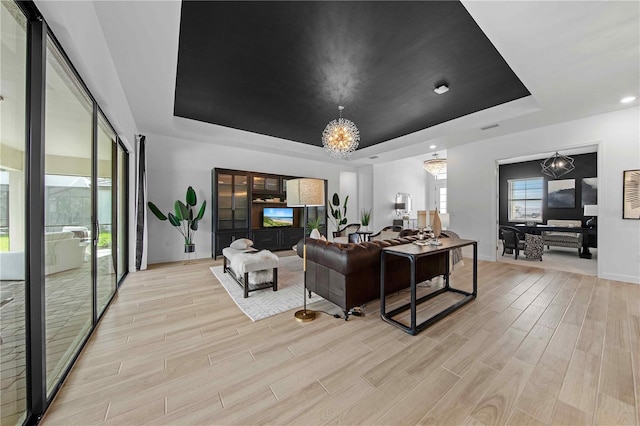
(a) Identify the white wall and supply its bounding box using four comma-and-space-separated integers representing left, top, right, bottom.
145, 133, 357, 263
357, 165, 374, 225
372, 158, 427, 231
449, 107, 640, 284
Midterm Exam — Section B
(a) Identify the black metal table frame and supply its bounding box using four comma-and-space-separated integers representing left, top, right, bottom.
380, 240, 477, 335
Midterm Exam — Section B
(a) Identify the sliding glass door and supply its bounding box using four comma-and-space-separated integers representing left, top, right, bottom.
0, 2, 130, 423
97, 113, 116, 315
44, 38, 94, 394
0, 1, 28, 423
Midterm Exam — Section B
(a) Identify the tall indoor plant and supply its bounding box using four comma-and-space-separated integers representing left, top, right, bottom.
148, 186, 206, 253
329, 192, 348, 233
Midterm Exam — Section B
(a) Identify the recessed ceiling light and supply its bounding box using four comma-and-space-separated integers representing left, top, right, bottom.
429, 145, 436, 149
434, 84, 449, 95
621, 96, 637, 103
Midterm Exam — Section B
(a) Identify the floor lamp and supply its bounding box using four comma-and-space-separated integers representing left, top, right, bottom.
286, 178, 325, 322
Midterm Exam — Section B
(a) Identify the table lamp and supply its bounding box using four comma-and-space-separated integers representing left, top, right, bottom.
440, 213, 450, 230
417, 210, 427, 241
584, 204, 598, 227
287, 178, 325, 322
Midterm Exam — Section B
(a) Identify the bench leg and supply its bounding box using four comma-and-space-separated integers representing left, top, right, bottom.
223, 256, 227, 273
243, 272, 249, 298
272, 268, 278, 291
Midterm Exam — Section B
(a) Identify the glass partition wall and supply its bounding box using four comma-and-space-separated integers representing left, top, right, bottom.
0, 1, 129, 424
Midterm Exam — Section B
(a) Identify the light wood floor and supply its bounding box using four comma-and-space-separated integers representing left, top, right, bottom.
41, 254, 640, 425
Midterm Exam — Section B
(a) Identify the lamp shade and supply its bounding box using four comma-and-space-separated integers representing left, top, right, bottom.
417, 210, 427, 228
286, 179, 325, 207
583, 205, 598, 216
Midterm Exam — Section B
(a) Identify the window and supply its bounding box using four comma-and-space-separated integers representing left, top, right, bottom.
439, 187, 447, 214
508, 178, 543, 222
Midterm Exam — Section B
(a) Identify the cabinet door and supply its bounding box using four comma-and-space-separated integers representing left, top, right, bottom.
233, 174, 248, 229
251, 229, 280, 250
217, 173, 233, 230
216, 231, 250, 256
252, 175, 280, 193
281, 228, 304, 248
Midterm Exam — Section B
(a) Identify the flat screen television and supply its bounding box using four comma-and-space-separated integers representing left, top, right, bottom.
263, 207, 294, 227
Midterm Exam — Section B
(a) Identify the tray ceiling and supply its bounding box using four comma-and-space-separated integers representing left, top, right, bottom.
174, 1, 530, 150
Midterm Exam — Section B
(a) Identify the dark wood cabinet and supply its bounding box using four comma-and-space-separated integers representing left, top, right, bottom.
212, 168, 326, 257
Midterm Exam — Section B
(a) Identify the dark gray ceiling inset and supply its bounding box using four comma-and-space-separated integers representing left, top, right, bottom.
175, 1, 530, 149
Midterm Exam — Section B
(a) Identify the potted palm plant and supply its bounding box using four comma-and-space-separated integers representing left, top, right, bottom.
148, 186, 206, 253
360, 209, 372, 231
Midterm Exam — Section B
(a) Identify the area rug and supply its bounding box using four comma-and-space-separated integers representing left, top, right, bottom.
210, 255, 323, 321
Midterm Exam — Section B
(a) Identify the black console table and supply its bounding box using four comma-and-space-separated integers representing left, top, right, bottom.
511, 224, 595, 259
380, 238, 477, 335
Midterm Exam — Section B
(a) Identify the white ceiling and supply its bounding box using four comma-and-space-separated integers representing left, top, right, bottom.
71, 1, 640, 166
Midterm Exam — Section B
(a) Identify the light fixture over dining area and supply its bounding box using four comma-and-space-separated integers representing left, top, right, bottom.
423, 153, 447, 176
541, 151, 575, 178
322, 106, 360, 159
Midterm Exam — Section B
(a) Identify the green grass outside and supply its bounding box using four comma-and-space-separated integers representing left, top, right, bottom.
0, 235, 8, 252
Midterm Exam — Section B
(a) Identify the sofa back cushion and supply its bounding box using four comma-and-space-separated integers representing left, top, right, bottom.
547, 219, 581, 228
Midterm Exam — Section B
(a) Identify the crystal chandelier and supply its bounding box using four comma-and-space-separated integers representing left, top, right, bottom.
322, 106, 359, 159
541, 151, 575, 178
423, 153, 447, 176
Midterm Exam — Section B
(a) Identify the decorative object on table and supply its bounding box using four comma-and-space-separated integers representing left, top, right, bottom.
322, 105, 359, 159
581, 177, 597, 207
416, 210, 428, 242
306, 217, 322, 236
430, 208, 443, 245
423, 153, 447, 176
440, 212, 450, 230
287, 178, 326, 322
329, 192, 349, 234
623, 169, 640, 219
583, 204, 598, 227
548, 179, 575, 208
360, 209, 372, 231
147, 186, 206, 257
541, 151, 575, 178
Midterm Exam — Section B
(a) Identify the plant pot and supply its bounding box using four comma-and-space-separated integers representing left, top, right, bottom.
184, 244, 196, 253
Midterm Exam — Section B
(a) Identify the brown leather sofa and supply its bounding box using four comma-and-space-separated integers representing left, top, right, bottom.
297, 235, 447, 319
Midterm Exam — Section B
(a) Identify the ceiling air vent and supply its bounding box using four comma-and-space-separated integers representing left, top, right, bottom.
369, 156, 379, 159
481, 124, 499, 130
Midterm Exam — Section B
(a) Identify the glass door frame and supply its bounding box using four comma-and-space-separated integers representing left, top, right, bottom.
18, 2, 130, 422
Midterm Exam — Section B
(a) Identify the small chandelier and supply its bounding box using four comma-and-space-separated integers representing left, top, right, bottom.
423, 153, 447, 176
541, 151, 575, 178
322, 106, 359, 159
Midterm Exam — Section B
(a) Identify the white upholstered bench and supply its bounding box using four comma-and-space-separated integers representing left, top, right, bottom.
222, 247, 278, 298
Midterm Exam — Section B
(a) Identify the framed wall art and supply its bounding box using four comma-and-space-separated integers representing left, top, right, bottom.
623, 169, 640, 219
581, 177, 597, 207
548, 179, 575, 208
